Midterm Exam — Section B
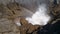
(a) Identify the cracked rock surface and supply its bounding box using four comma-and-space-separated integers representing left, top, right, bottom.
0, 2, 40, 34
0, 18, 20, 34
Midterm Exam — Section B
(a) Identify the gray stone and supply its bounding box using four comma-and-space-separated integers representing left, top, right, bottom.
0, 18, 13, 32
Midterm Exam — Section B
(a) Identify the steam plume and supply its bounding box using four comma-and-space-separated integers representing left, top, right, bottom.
26, 4, 51, 25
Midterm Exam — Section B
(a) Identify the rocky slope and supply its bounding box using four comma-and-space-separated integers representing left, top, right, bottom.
0, 2, 40, 34
0, 2, 60, 34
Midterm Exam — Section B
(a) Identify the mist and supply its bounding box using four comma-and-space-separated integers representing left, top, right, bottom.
0, 0, 53, 26
26, 4, 51, 25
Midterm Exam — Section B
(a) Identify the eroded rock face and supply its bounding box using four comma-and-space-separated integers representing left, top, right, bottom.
0, 18, 20, 34
0, 2, 40, 34
0, 2, 33, 20
0, 18, 12, 32
0, 1, 60, 34
0, 3, 22, 34
17, 18, 40, 34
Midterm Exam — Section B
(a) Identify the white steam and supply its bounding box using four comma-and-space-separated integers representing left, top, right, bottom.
26, 4, 51, 25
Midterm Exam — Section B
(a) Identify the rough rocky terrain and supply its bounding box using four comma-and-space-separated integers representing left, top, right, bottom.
0, 2, 40, 34
0, 1, 60, 34
0, 18, 20, 34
